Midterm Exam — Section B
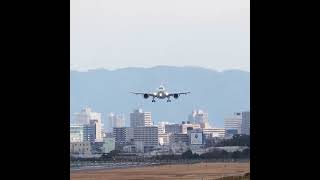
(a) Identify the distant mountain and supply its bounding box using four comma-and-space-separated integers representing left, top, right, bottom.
70, 66, 250, 128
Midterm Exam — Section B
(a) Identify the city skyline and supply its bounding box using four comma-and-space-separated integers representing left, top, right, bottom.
71, 106, 249, 130
70, 106, 250, 161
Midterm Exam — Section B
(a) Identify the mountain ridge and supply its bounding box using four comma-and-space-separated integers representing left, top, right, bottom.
71, 65, 250, 73
70, 66, 250, 128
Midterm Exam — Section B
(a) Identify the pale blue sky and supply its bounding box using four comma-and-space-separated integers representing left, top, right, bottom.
71, 0, 250, 72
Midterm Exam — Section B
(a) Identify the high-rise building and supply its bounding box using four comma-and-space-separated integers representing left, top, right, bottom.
83, 120, 97, 143
224, 113, 242, 134
73, 107, 103, 142
133, 126, 158, 152
241, 111, 250, 135
188, 110, 211, 129
70, 124, 84, 142
130, 109, 152, 127
115, 114, 125, 127
109, 113, 125, 129
224, 111, 250, 135
107, 113, 115, 132
92, 119, 102, 142
113, 127, 134, 145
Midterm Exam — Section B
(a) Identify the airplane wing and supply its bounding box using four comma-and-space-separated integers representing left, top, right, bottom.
168, 92, 191, 96
130, 92, 156, 97
130, 92, 144, 95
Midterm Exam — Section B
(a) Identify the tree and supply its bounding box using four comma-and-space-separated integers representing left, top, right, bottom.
192, 153, 200, 159
108, 150, 120, 157
216, 135, 250, 147
101, 153, 110, 160
240, 148, 250, 158
182, 149, 193, 159
231, 151, 241, 159
220, 150, 230, 159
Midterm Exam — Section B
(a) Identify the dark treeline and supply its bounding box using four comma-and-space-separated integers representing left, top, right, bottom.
71, 148, 250, 162
215, 134, 250, 147
153, 148, 250, 160
70, 150, 120, 162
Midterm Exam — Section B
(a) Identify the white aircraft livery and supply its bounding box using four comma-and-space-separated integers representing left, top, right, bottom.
131, 85, 190, 102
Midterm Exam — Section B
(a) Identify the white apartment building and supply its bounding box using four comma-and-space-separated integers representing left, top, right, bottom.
182, 123, 201, 134
157, 121, 170, 134
70, 124, 84, 142
203, 128, 226, 138
224, 113, 242, 134
224, 111, 250, 135
157, 122, 170, 146
133, 126, 158, 152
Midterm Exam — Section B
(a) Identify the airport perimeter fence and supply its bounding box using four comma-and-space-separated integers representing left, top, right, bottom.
70, 158, 250, 169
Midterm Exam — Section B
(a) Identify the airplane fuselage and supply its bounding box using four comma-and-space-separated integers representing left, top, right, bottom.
131, 85, 190, 102
156, 90, 168, 99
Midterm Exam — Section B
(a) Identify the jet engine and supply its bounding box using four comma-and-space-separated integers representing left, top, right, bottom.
144, 94, 149, 99
173, 94, 179, 99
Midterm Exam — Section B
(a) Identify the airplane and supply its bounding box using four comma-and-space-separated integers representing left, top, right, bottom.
131, 85, 190, 102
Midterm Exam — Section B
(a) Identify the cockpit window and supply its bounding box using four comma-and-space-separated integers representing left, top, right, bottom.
159, 85, 165, 91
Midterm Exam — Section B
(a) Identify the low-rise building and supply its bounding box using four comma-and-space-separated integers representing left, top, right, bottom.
70, 124, 84, 142
102, 137, 115, 154
158, 133, 170, 145
70, 141, 91, 155
165, 124, 182, 134
203, 128, 226, 138
170, 141, 189, 155
169, 133, 189, 145
182, 123, 201, 134
133, 126, 158, 152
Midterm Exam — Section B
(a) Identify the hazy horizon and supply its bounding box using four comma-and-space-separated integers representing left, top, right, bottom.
70, 65, 250, 73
